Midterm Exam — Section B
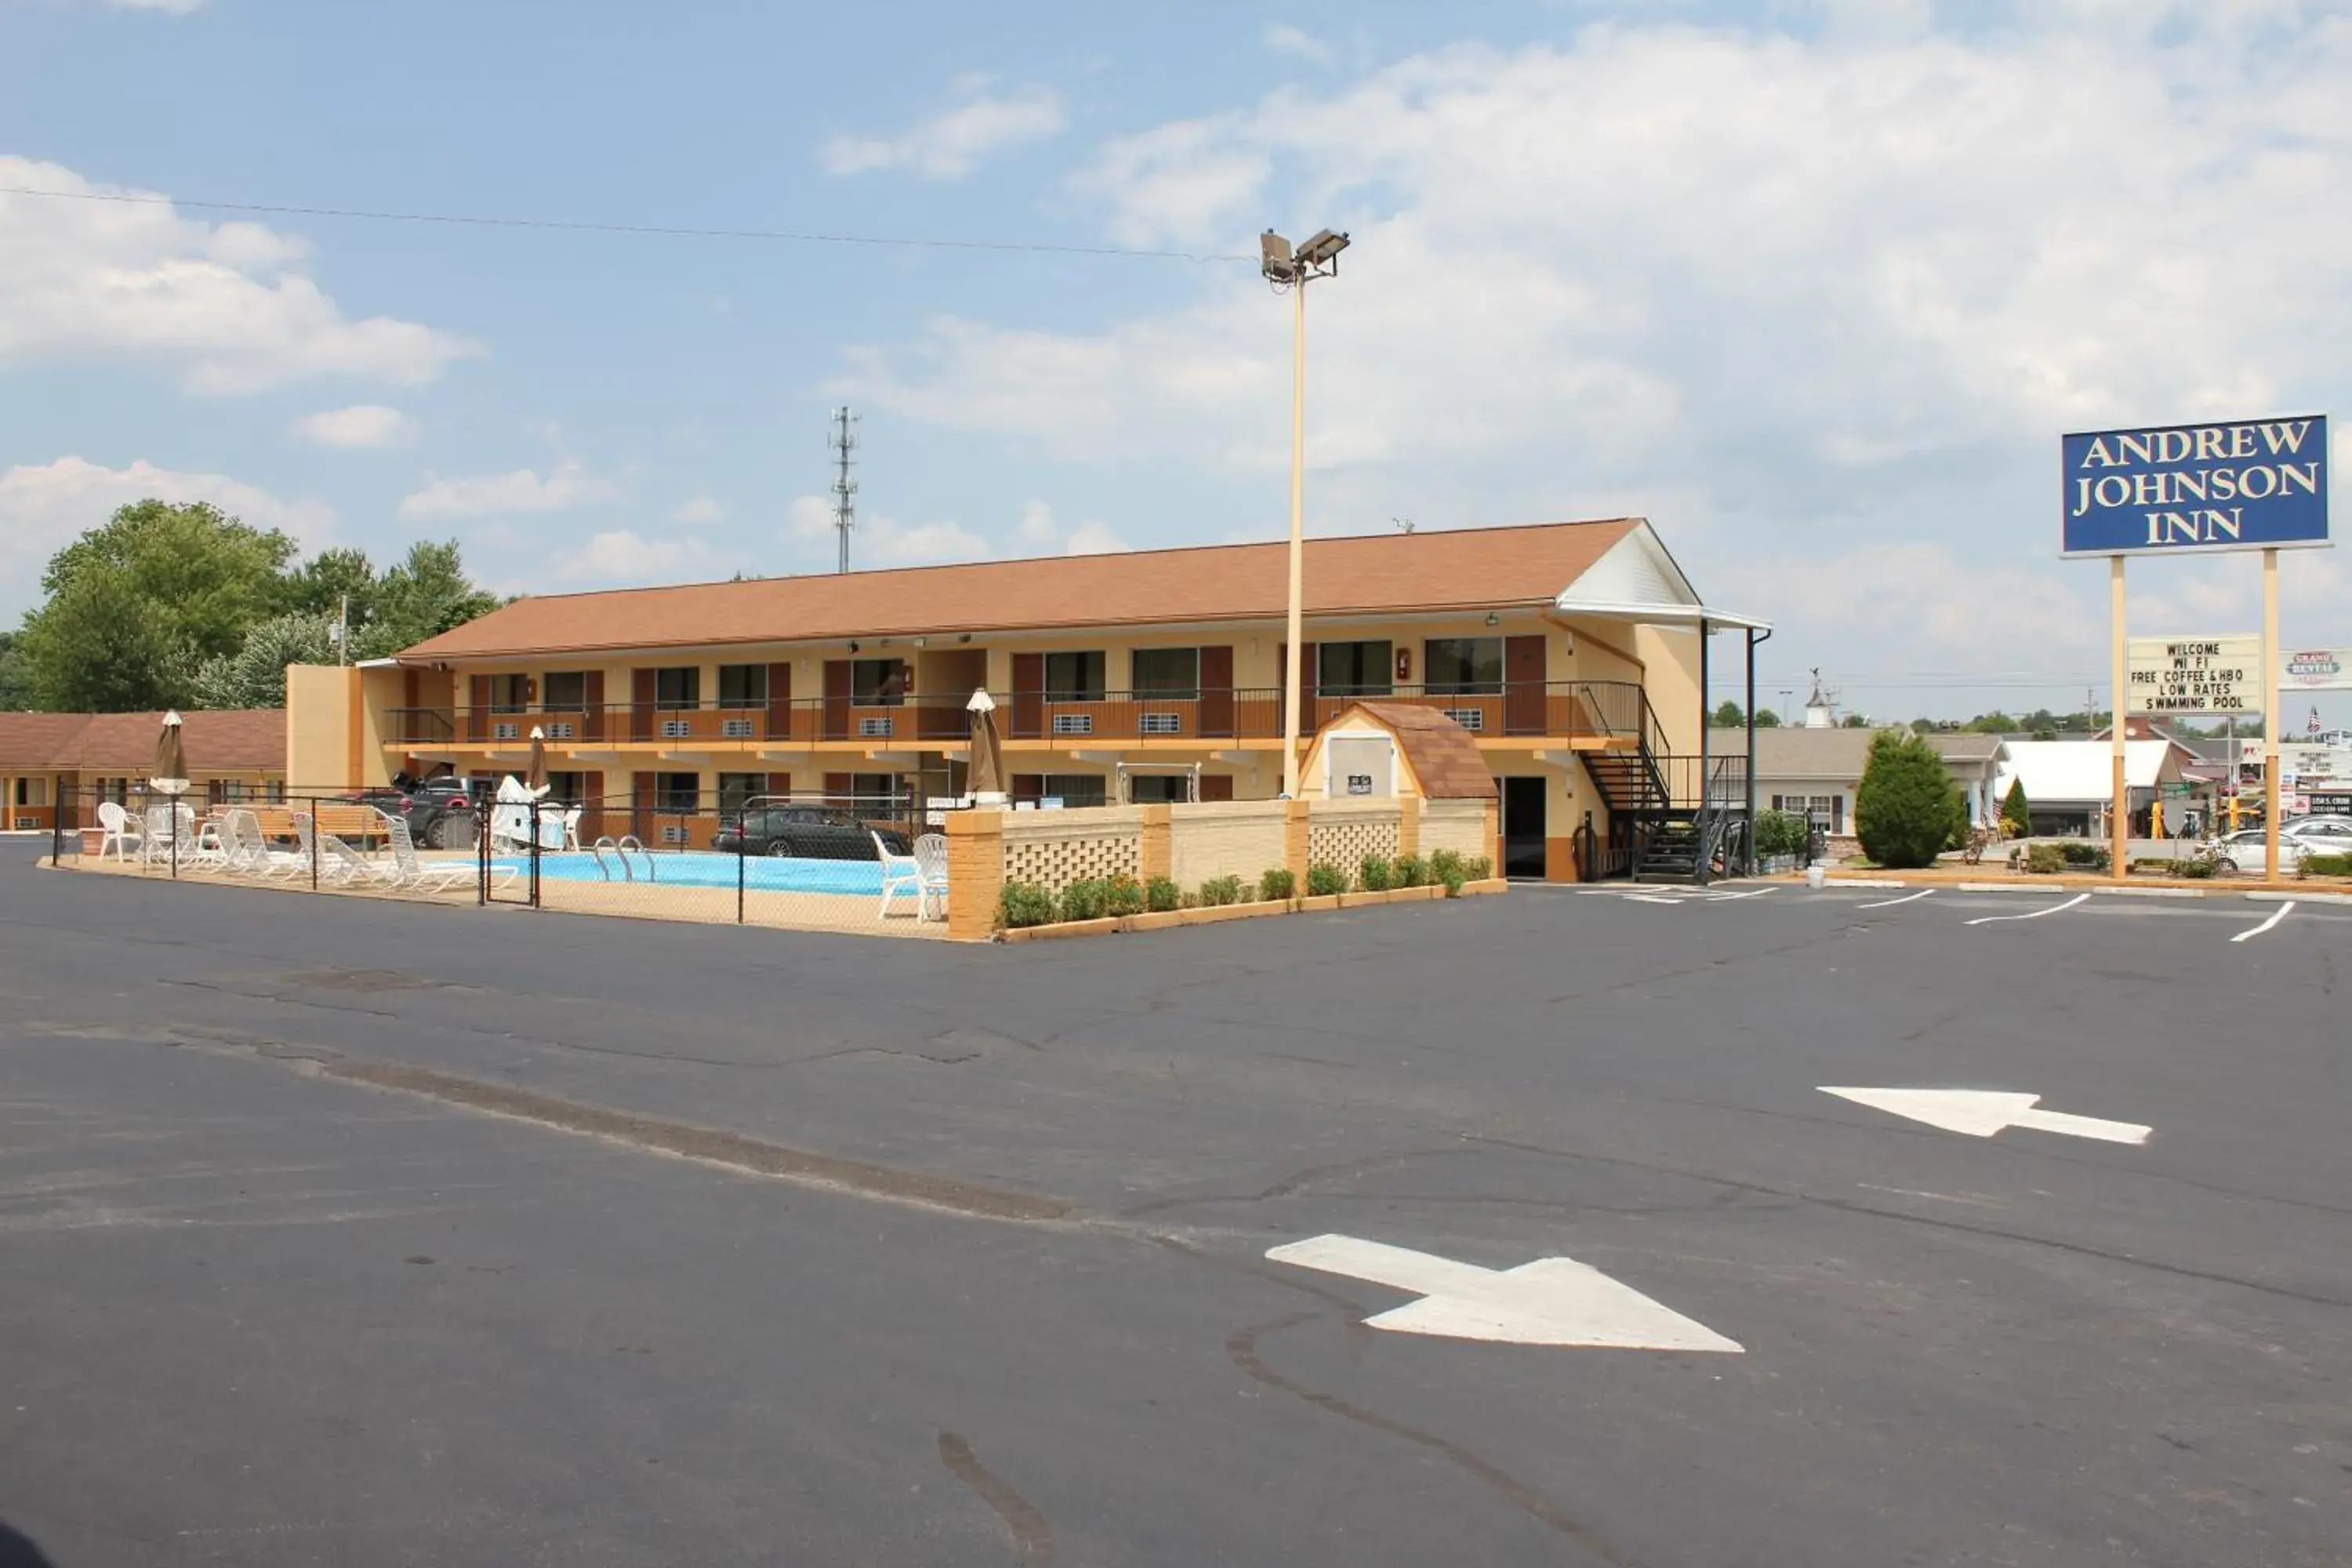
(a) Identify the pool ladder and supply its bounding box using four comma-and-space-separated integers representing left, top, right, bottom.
588, 836, 658, 883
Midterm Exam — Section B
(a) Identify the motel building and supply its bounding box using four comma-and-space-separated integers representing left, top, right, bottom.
285, 517, 1765, 881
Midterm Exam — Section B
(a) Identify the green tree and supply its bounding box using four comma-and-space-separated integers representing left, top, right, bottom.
16, 563, 190, 710
352, 540, 504, 657
1854, 729, 1965, 869
192, 612, 336, 710
1965, 711, 2017, 734
0, 632, 31, 710
283, 546, 381, 625
1712, 699, 1745, 728
1840, 712, 1870, 728
1753, 706, 1781, 728
2001, 778, 2031, 837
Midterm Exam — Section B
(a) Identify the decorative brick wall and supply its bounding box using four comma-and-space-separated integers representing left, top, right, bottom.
999, 805, 1143, 893
1307, 798, 1403, 873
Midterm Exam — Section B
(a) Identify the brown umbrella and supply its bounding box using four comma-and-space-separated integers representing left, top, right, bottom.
526, 726, 548, 794
966, 688, 1004, 800
151, 710, 190, 797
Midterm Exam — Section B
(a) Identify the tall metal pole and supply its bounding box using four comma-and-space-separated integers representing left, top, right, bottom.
2110, 555, 2128, 877
1745, 626, 1763, 873
1280, 277, 1308, 797
2263, 546, 2282, 877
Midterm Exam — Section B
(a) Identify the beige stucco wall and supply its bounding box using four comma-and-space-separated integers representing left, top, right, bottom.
1166, 799, 1290, 887
286, 665, 356, 788
1420, 798, 1489, 861
1632, 624, 1703, 757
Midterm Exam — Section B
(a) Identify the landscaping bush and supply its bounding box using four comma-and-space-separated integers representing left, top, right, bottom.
1058, 878, 1110, 923
2056, 841, 2110, 870
1465, 855, 1494, 882
1179, 890, 1202, 909
1103, 873, 1146, 918
2172, 857, 2219, 879
1145, 875, 1181, 913
1392, 854, 1428, 887
997, 882, 1055, 928
1258, 866, 1297, 902
1305, 862, 1348, 897
2001, 778, 2031, 837
1753, 808, 1807, 860
1855, 730, 1966, 869
1359, 853, 1394, 891
1198, 874, 1244, 907
1428, 848, 1468, 896
2303, 851, 2352, 877
2022, 844, 2067, 874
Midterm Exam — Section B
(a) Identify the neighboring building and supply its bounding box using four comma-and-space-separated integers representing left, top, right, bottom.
1990, 739, 2183, 837
1714, 727, 2008, 837
285, 517, 1769, 880
0, 710, 287, 832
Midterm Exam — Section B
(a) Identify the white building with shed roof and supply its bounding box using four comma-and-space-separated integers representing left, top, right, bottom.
1991, 739, 2183, 838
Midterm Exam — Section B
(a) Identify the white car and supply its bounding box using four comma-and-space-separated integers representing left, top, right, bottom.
2201, 819, 2352, 874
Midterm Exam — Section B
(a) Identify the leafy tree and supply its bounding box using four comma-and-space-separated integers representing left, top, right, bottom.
1910, 717, 1935, 734
192, 613, 336, 710
0, 632, 30, 710
16, 563, 190, 711
2001, 778, 2031, 837
1855, 729, 1965, 869
1840, 713, 1870, 728
1753, 706, 1781, 728
351, 540, 504, 658
1964, 711, 2017, 734
283, 546, 381, 625
1712, 699, 1745, 728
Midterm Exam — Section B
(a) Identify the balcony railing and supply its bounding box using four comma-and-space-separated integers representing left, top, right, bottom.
382, 681, 1652, 748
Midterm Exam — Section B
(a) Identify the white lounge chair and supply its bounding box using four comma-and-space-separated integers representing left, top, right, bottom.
385, 813, 509, 895
219, 808, 304, 877
324, 833, 396, 888
875, 830, 949, 921
96, 801, 141, 862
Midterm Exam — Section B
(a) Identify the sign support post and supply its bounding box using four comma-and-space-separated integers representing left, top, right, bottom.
2264, 548, 2282, 877
2111, 555, 2128, 878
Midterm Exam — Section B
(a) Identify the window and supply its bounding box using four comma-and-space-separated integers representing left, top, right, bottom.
655, 771, 700, 813
717, 772, 764, 814
717, 664, 768, 707
546, 771, 585, 805
1044, 651, 1106, 702
1128, 774, 1192, 804
543, 671, 588, 710
488, 674, 529, 712
1317, 641, 1393, 697
851, 659, 906, 706
1131, 648, 1200, 699
1038, 773, 1109, 808
848, 773, 908, 811
1424, 637, 1503, 695
654, 667, 701, 709
15, 778, 45, 808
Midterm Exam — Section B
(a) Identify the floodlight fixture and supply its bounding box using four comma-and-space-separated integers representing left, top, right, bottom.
1260, 230, 1296, 284
1295, 228, 1350, 269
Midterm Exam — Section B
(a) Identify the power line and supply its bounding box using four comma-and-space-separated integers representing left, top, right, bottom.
0, 184, 1256, 264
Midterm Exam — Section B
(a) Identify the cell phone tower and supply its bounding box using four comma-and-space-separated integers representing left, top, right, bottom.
829, 406, 859, 575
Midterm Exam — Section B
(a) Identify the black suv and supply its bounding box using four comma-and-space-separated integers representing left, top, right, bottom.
350, 776, 485, 850
713, 805, 910, 860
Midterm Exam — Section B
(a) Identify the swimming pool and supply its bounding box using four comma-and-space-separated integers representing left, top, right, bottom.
495, 851, 884, 895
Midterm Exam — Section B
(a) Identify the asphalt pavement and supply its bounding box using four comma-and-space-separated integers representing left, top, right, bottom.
2, 850, 2346, 1566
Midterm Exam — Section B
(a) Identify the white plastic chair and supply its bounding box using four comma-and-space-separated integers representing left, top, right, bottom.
324, 833, 396, 888
96, 801, 141, 862
386, 813, 506, 895
559, 806, 583, 851
874, 830, 949, 920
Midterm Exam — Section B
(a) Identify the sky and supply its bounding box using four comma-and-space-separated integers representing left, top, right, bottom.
2, 0, 2349, 728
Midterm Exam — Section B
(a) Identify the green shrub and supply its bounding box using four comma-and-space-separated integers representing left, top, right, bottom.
1259, 866, 1297, 902
2303, 851, 2352, 877
1393, 854, 1428, 887
1359, 853, 1394, 891
1145, 875, 1181, 913
2001, 778, 2031, 837
2056, 840, 2107, 868
1103, 873, 1146, 917
1465, 855, 1493, 883
1753, 808, 1807, 859
997, 882, 1055, 928
1305, 862, 1348, 897
1058, 879, 1110, 923
2022, 844, 2067, 874
1198, 874, 1244, 907
1428, 848, 1468, 896
2172, 857, 2219, 879
1855, 730, 1967, 869
1178, 890, 1201, 910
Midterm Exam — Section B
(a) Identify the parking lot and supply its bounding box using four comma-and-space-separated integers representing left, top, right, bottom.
2, 851, 2346, 1566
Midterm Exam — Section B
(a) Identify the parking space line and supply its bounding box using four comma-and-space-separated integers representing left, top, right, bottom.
1857, 889, 1934, 910
1707, 887, 1777, 902
2231, 901, 2294, 943
1624, 894, 1686, 906
1965, 891, 2090, 927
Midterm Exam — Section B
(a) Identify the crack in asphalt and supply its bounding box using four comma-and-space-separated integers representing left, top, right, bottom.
937, 1432, 1056, 1566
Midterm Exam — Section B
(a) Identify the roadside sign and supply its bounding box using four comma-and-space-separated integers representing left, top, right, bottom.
2161, 782, 2192, 797
2062, 415, 2329, 558
2311, 789, 2352, 814
2126, 634, 2263, 715
2282, 647, 2352, 691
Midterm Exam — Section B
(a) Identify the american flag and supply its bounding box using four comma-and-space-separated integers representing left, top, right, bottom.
2313, 706, 2325, 736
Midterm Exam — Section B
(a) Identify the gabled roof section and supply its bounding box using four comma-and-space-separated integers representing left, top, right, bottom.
398, 518, 1647, 662
1554, 522, 1769, 630
0, 710, 285, 771
1341, 702, 1497, 799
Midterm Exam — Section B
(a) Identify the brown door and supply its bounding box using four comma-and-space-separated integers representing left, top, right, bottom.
765, 662, 793, 742
1199, 645, 1235, 737
465, 674, 490, 742
766, 771, 793, 800
579, 770, 605, 844
582, 670, 606, 740
630, 771, 655, 844
1199, 774, 1234, 802
823, 771, 854, 807
1011, 653, 1045, 739
630, 670, 655, 742
1011, 773, 1046, 805
1505, 635, 1548, 735
822, 661, 852, 740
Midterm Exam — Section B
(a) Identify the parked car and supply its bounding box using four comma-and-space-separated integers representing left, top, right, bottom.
713, 805, 909, 860
2202, 826, 2309, 876
347, 776, 484, 851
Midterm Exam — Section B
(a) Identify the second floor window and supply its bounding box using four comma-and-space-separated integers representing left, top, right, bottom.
655, 667, 700, 709
1317, 641, 1393, 698
1132, 648, 1200, 699
851, 659, 906, 706
543, 671, 588, 710
717, 664, 768, 707
1044, 650, 1106, 702
1424, 637, 1504, 695
487, 674, 529, 711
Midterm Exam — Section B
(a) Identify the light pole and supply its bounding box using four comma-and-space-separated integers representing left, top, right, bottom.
1263, 227, 1350, 797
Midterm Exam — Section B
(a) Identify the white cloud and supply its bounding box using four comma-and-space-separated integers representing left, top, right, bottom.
0, 456, 334, 616
1064, 519, 1129, 555
292, 404, 419, 449
397, 463, 620, 521
0, 157, 479, 394
557, 529, 718, 585
103, 0, 205, 12
1072, 118, 1271, 248
1013, 499, 1127, 556
786, 492, 990, 565
821, 78, 1065, 180
1265, 24, 1337, 63
669, 494, 727, 526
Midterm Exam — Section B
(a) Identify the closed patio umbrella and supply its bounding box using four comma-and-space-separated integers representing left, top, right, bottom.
525, 726, 548, 796
150, 710, 190, 797
967, 688, 1005, 802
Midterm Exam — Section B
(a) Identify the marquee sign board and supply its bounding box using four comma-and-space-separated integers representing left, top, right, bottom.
2062, 416, 2330, 558
2126, 635, 2263, 716
2281, 647, 2352, 691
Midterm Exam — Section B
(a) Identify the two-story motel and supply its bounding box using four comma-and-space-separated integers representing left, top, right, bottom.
286, 517, 1767, 880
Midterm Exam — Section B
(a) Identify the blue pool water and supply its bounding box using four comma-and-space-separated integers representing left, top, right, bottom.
495, 851, 884, 895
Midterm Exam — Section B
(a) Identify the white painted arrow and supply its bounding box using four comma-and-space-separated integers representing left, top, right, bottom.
1264, 1234, 1742, 1352
1820, 1087, 2151, 1145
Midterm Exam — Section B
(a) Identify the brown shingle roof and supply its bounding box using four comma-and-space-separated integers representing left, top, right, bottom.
401, 517, 1647, 661
0, 710, 285, 771
1346, 702, 1497, 800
